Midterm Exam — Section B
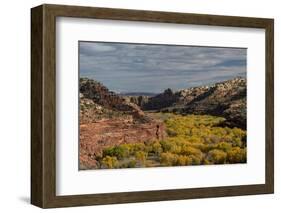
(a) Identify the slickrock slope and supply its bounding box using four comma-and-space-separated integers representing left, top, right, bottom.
80, 78, 149, 123
122, 95, 150, 108
79, 78, 166, 169
80, 118, 165, 169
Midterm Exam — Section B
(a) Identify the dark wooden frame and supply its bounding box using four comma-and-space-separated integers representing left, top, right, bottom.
31, 4, 274, 208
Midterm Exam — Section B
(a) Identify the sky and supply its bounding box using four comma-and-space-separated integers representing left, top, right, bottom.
79, 41, 246, 94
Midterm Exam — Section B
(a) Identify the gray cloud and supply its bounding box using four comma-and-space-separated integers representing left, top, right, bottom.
79, 41, 246, 93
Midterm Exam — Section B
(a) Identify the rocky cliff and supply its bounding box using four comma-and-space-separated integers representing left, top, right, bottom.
141, 77, 246, 129
80, 78, 151, 123
79, 78, 166, 169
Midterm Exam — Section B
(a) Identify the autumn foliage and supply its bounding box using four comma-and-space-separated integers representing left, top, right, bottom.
97, 114, 246, 169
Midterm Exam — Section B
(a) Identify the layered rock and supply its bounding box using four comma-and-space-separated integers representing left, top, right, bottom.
79, 78, 166, 169
79, 118, 165, 169
122, 95, 149, 108
139, 77, 246, 129
142, 88, 177, 110
80, 78, 150, 123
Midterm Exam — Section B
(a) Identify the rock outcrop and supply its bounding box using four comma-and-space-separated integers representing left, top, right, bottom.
79, 77, 246, 169
142, 88, 178, 110
80, 78, 150, 123
122, 95, 149, 108
80, 118, 165, 169
140, 77, 246, 129
79, 78, 166, 169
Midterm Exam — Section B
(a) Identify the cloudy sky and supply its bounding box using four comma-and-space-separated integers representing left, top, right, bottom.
79, 41, 246, 94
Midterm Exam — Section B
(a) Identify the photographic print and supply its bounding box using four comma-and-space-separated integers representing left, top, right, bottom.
31, 5, 274, 207
79, 41, 247, 170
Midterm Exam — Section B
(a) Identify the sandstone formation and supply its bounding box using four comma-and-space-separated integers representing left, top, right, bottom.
79, 77, 246, 169
141, 77, 246, 129
79, 78, 166, 169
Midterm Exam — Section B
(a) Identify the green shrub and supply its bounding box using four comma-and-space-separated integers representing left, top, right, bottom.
103, 145, 130, 160
180, 145, 202, 157
207, 149, 227, 164
231, 136, 242, 147
189, 154, 202, 165
135, 151, 147, 165
227, 147, 246, 163
160, 152, 177, 166
203, 159, 211, 165
175, 155, 192, 166
101, 156, 119, 169
127, 160, 137, 168
216, 142, 232, 152
151, 142, 163, 155
160, 140, 173, 152
131, 143, 146, 153
121, 159, 137, 168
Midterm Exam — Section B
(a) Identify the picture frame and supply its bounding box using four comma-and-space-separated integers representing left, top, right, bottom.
31, 4, 274, 208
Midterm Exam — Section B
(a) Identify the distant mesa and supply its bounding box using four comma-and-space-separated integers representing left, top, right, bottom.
120, 92, 158, 97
